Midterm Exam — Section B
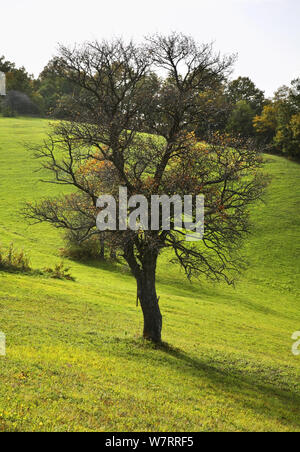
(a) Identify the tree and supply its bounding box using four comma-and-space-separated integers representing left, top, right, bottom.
195, 84, 232, 138
0, 56, 15, 73
0, 55, 43, 115
36, 59, 79, 117
253, 103, 278, 143
226, 76, 265, 115
274, 82, 300, 157
254, 80, 300, 157
24, 34, 267, 343
226, 100, 256, 137
274, 112, 300, 158
290, 78, 300, 109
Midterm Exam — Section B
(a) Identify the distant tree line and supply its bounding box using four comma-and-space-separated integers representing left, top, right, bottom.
1, 54, 299, 159
253, 79, 300, 159
0, 56, 42, 116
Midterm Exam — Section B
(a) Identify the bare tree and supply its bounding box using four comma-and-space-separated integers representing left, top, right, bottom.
24, 34, 268, 343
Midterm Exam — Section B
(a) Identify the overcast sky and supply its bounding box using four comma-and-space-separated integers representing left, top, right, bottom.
1, 0, 299, 97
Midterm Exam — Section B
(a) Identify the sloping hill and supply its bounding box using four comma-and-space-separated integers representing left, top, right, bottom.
0, 117, 299, 432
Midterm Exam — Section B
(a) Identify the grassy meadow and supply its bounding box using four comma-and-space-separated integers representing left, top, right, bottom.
0, 117, 299, 432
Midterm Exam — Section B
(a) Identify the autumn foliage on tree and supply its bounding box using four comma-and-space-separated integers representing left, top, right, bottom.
24, 34, 267, 343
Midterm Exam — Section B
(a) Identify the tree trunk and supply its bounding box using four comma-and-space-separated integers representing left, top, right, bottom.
124, 244, 162, 343
140, 292, 162, 343
137, 256, 162, 343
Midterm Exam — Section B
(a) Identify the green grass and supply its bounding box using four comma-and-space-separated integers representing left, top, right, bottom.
0, 117, 300, 432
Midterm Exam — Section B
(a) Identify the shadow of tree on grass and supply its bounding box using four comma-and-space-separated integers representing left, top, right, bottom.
108, 337, 300, 431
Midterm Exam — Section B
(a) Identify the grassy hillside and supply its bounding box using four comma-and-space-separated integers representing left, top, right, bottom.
0, 117, 299, 432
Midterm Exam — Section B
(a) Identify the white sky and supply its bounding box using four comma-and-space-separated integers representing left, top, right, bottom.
1, 0, 299, 97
